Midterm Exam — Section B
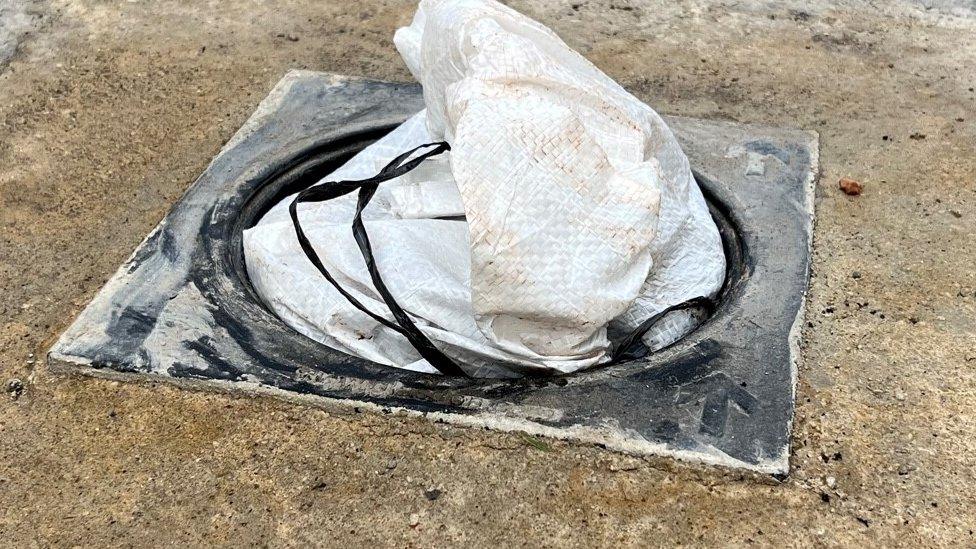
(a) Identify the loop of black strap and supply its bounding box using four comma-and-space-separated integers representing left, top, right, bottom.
290, 142, 465, 376
289, 140, 712, 376
608, 296, 714, 364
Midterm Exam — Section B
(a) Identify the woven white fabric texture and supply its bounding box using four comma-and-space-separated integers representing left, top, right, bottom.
243, 0, 725, 377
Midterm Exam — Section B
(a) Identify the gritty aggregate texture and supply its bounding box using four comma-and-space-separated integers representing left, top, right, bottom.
1, 0, 975, 546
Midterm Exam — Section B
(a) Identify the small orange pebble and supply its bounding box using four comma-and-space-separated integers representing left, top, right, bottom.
839, 177, 863, 196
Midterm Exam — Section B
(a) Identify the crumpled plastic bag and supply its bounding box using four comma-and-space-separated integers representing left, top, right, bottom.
243, 0, 725, 378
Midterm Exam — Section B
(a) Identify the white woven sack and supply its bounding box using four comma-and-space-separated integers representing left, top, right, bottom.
243, 0, 725, 378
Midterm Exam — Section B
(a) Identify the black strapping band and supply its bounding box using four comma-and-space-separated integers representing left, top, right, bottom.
289, 141, 712, 376
290, 141, 464, 376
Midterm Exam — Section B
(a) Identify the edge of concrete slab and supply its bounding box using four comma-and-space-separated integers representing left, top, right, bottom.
46, 350, 789, 475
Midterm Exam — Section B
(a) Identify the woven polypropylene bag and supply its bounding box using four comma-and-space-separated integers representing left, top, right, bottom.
243, 0, 725, 378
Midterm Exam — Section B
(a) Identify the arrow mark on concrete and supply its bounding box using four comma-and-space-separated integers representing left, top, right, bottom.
678, 372, 759, 438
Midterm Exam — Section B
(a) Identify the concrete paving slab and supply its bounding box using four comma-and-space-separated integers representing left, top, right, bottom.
48, 71, 816, 475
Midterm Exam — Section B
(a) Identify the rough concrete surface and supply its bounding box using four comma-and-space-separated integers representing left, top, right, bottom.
0, 0, 974, 546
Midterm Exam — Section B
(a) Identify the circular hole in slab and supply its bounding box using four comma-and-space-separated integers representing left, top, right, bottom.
229, 125, 746, 378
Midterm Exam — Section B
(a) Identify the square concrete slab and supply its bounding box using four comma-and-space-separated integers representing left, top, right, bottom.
48, 70, 817, 475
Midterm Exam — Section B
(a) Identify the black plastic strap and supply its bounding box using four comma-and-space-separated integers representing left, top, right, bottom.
609, 296, 714, 363
290, 141, 712, 376
290, 142, 465, 375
